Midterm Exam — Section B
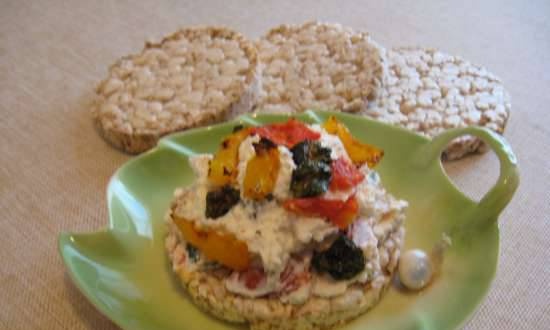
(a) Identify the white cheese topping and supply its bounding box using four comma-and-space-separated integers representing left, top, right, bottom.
310, 124, 350, 161
311, 263, 378, 298
312, 275, 348, 297
322, 187, 355, 201
224, 271, 277, 298
172, 186, 208, 224
355, 165, 408, 221
293, 217, 338, 244
280, 281, 312, 305
236, 134, 260, 193
174, 189, 336, 275
320, 133, 350, 161
350, 218, 378, 250
188, 154, 212, 185
273, 146, 296, 200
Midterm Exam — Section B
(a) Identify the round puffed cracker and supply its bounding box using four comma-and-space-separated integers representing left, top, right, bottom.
255, 21, 387, 114
363, 47, 511, 160
92, 27, 260, 154
165, 214, 404, 330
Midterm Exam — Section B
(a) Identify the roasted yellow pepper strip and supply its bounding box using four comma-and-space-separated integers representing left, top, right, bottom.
173, 216, 250, 271
322, 116, 384, 168
243, 140, 280, 200
208, 127, 252, 187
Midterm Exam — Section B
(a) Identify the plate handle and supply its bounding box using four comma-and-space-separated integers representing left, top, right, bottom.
419, 127, 519, 227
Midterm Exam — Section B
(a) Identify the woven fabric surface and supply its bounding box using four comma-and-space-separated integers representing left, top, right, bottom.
1, 0, 549, 329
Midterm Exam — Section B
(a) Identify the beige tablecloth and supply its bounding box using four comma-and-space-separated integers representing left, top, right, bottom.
1, 0, 549, 329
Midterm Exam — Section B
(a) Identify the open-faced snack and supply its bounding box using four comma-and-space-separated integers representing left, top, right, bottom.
165, 116, 407, 330
92, 27, 260, 154
255, 22, 387, 114
363, 47, 511, 160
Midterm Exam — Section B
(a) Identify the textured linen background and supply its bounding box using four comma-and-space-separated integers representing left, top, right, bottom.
1, 0, 549, 329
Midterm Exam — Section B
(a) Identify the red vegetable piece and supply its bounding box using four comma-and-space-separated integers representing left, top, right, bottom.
283, 195, 359, 229
251, 118, 320, 148
331, 196, 359, 229
280, 259, 311, 293
239, 267, 266, 289
329, 157, 365, 191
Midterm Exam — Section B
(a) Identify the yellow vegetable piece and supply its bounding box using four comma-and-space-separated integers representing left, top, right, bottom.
322, 116, 384, 168
243, 142, 280, 200
173, 216, 250, 271
208, 128, 252, 187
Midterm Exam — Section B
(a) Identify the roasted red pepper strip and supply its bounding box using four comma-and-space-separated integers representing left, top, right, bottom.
331, 197, 359, 229
329, 157, 365, 191
173, 216, 250, 271
239, 267, 266, 289
251, 118, 320, 148
208, 127, 253, 187
322, 116, 383, 168
283, 195, 359, 229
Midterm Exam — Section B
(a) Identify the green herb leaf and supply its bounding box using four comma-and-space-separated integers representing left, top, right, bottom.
291, 140, 332, 166
205, 185, 240, 219
232, 124, 245, 133
290, 140, 332, 197
186, 243, 199, 262
290, 160, 331, 197
312, 234, 365, 280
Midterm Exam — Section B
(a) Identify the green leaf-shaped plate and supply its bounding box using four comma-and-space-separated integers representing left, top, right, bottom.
59, 111, 519, 330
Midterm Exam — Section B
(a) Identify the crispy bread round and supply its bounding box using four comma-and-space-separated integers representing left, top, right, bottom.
165, 214, 404, 330
255, 21, 387, 114
92, 27, 260, 154
364, 47, 511, 160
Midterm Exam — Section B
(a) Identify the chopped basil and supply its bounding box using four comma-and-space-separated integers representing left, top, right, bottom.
232, 124, 245, 133
291, 140, 332, 166
290, 160, 331, 197
290, 140, 332, 197
186, 243, 199, 262
253, 137, 277, 154
312, 234, 365, 280
205, 185, 240, 219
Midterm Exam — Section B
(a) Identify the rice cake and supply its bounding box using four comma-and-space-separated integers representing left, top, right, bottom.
363, 47, 511, 160
255, 22, 387, 114
165, 219, 403, 330
92, 27, 260, 154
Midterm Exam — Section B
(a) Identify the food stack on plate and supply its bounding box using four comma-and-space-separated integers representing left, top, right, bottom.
92, 21, 510, 159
